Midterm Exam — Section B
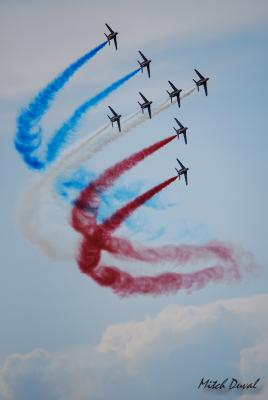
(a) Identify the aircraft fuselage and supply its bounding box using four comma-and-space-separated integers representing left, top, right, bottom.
141, 101, 152, 109
197, 77, 209, 86
140, 59, 151, 70
176, 127, 187, 135
170, 89, 182, 98
178, 167, 189, 178
107, 32, 118, 42
110, 115, 121, 123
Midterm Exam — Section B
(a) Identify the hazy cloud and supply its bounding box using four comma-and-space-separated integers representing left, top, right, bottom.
1, 294, 267, 400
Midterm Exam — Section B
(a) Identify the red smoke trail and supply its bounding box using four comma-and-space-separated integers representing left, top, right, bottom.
101, 235, 239, 266
72, 134, 176, 232
101, 176, 177, 233
71, 137, 256, 296
91, 264, 225, 296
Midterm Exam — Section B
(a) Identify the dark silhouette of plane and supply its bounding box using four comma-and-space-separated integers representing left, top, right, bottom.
137, 51, 151, 78
173, 118, 188, 144
107, 106, 121, 131
138, 92, 152, 119
167, 81, 182, 107
193, 69, 209, 96
175, 158, 189, 185
104, 23, 118, 50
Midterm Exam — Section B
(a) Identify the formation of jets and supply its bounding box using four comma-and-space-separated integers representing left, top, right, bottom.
104, 24, 210, 186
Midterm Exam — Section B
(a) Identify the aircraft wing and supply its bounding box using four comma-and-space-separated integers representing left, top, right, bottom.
117, 119, 121, 132
148, 105, 152, 119
184, 172, 188, 185
183, 132, 187, 145
203, 81, 208, 96
176, 94, 181, 108
139, 51, 147, 61
168, 80, 177, 90
147, 64, 151, 78
108, 106, 117, 116
177, 158, 185, 169
114, 36, 118, 50
194, 69, 204, 79
175, 118, 183, 128
105, 23, 114, 33
139, 92, 148, 102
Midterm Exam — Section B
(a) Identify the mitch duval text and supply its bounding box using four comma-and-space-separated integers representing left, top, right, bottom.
198, 378, 260, 391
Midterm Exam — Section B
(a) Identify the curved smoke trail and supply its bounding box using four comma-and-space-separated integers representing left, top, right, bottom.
72, 171, 254, 296
17, 89, 195, 260
46, 68, 140, 165
14, 41, 107, 170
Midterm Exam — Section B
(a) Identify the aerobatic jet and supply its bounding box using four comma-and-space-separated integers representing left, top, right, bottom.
137, 51, 151, 78
107, 106, 121, 132
138, 92, 153, 119
167, 81, 182, 107
193, 69, 209, 96
104, 23, 118, 50
173, 118, 188, 144
175, 158, 189, 185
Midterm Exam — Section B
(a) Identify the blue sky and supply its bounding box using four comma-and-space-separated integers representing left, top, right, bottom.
0, 1, 268, 399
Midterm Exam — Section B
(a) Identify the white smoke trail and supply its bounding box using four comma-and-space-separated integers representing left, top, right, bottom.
17, 88, 195, 260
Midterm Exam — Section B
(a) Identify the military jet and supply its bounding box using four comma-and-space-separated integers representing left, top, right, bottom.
138, 92, 153, 119
137, 51, 151, 78
104, 23, 118, 50
175, 158, 189, 185
193, 69, 209, 96
167, 81, 182, 107
107, 106, 121, 131
173, 118, 188, 144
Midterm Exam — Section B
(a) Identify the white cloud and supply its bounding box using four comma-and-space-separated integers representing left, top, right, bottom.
98, 294, 268, 366
1, 293, 268, 400
239, 332, 268, 400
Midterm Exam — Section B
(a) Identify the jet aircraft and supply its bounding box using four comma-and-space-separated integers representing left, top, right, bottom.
175, 158, 189, 185
107, 106, 121, 132
167, 81, 182, 107
137, 51, 151, 78
173, 118, 188, 144
138, 92, 153, 119
104, 23, 118, 50
193, 69, 209, 96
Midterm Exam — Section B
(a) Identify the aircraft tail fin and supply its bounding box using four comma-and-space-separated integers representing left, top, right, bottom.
173, 127, 179, 139
167, 90, 172, 102
104, 33, 110, 45
107, 115, 113, 126
138, 61, 142, 70
193, 79, 199, 90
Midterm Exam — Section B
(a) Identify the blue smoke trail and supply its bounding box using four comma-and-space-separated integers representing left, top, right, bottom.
55, 168, 168, 228
56, 168, 209, 242
46, 68, 140, 165
15, 41, 108, 170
